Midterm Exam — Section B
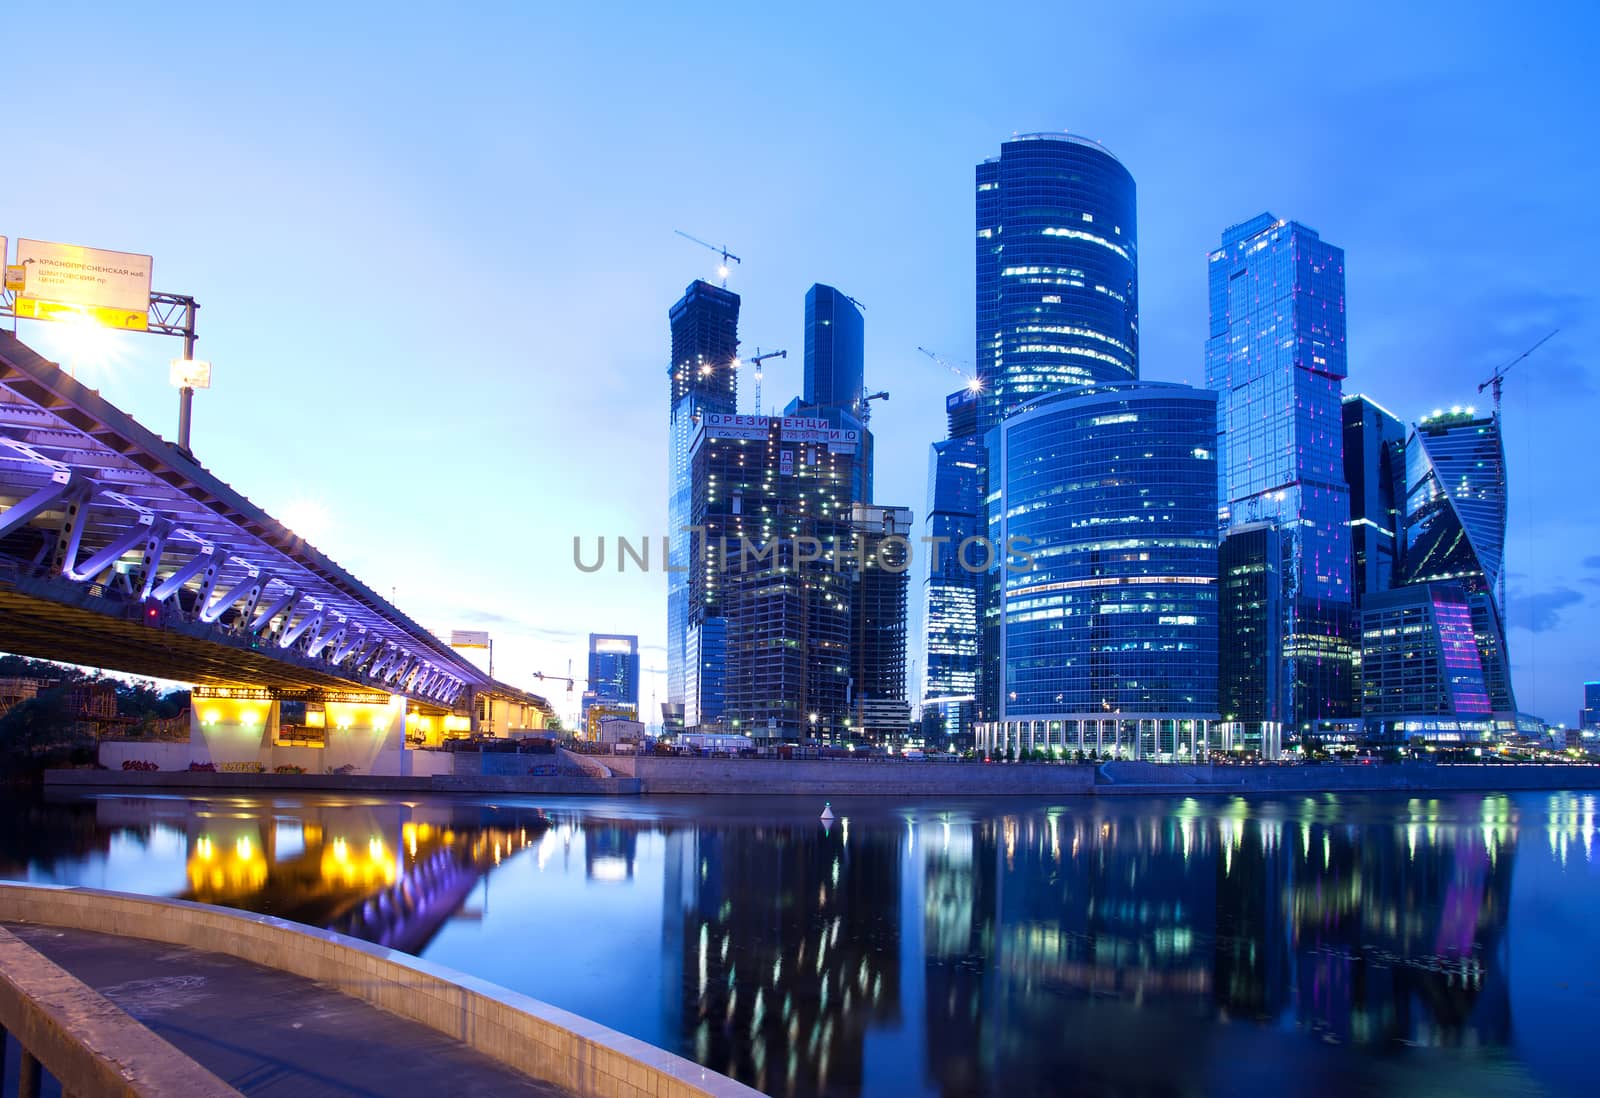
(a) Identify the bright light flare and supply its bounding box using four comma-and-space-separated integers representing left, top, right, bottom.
279, 497, 334, 545
966, 377, 984, 393
41, 312, 128, 381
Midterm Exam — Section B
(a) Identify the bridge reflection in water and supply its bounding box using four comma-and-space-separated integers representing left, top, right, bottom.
7, 792, 1595, 1098
93, 797, 550, 955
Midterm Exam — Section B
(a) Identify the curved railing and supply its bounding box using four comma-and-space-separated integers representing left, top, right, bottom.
0, 882, 759, 1098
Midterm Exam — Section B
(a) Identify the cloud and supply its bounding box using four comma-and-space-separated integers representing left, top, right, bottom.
1584, 556, 1600, 570
1510, 587, 1584, 633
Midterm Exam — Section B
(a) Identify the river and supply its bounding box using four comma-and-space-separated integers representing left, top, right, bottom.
2, 789, 1595, 1097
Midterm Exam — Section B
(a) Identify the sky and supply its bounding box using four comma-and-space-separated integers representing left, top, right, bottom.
7, 0, 1598, 726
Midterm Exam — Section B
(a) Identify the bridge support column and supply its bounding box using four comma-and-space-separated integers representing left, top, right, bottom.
324, 695, 408, 776
191, 688, 279, 773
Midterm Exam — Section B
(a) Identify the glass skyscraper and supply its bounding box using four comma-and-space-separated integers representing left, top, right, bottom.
795, 284, 873, 504
1342, 394, 1407, 607
968, 134, 1140, 729
1206, 214, 1355, 742
1359, 583, 1495, 744
976, 134, 1139, 431
978, 383, 1219, 760
1400, 408, 1516, 719
582, 633, 640, 727
667, 280, 739, 732
921, 411, 984, 748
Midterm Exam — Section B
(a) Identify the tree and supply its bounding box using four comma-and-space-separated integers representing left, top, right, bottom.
0, 688, 94, 775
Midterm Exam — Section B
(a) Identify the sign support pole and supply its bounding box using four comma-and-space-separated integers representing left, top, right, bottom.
176, 297, 199, 453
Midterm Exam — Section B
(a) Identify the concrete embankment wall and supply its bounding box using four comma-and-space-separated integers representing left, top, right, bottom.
44, 769, 641, 796
0, 883, 758, 1098
609, 756, 1098, 795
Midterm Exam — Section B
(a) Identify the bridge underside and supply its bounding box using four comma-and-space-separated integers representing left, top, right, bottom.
0, 582, 401, 699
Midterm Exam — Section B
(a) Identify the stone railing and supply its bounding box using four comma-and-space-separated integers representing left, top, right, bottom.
0, 924, 239, 1097
0, 883, 759, 1098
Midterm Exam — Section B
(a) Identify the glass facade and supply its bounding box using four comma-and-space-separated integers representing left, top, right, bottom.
970, 134, 1140, 731
1400, 409, 1516, 717
921, 429, 984, 746
1359, 583, 1494, 744
583, 633, 640, 727
982, 383, 1219, 759
976, 134, 1139, 433
1206, 214, 1355, 734
794, 284, 873, 503
1342, 394, 1407, 607
667, 281, 740, 731
1583, 682, 1600, 730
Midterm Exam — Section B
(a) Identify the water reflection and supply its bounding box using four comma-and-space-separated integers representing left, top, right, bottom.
4, 792, 1593, 1097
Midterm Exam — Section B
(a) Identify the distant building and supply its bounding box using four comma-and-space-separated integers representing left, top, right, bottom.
1342, 394, 1407, 607
848, 503, 913, 744
1360, 583, 1495, 745
667, 281, 740, 733
582, 634, 639, 727
1400, 407, 1516, 723
1583, 682, 1600, 730
1206, 213, 1356, 739
979, 383, 1219, 760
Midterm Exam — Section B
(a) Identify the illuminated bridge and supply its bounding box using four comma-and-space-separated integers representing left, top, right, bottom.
0, 331, 549, 759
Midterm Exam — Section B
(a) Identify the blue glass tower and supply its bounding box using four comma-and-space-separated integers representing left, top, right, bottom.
1401, 408, 1516, 720
970, 134, 1140, 730
980, 383, 1219, 760
667, 280, 739, 732
795, 284, 872, 503
976, 134, 1139, 432
583, 633, 640, 727
1207, 214, 1355, 742
1342, 394, 1407, 608
921, 391, 984, 747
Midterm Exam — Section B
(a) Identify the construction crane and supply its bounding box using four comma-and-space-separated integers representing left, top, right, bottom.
804, 390, 888, 424
1473, 328, 1557, 625
1478, 329, 1558, 419
674, 230, 741, 286
918, 346, 983, 393
743, 348, 787, 415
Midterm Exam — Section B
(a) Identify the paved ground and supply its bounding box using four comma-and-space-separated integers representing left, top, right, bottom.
5, 923, 572, 1097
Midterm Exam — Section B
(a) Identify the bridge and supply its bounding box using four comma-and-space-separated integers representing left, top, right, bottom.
0, 330, 551, 771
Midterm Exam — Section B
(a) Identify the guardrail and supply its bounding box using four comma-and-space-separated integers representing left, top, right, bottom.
0, 925, 239, 1097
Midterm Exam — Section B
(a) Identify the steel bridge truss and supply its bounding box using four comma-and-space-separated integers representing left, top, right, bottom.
0, 333, 478, 707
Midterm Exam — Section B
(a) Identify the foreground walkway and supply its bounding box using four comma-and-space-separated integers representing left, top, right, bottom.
5, 923, 571, 1097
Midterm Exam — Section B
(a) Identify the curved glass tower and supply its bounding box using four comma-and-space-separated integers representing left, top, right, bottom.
1401, 408, 1516, 717
981, 383, 1219, 760
976, 134, 1139, 431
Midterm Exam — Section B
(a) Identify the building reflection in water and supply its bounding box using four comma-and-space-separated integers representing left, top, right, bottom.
1, 791, 1555, 1098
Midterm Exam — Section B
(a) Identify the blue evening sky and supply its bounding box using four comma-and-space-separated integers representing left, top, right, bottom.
8, 0, 1597, 724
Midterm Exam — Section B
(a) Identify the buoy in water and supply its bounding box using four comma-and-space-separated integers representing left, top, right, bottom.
820, 802, 835, 822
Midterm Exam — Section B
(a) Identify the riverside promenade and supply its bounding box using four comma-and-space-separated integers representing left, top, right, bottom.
45, 757, 1600, 798
0, 884, 760, 1098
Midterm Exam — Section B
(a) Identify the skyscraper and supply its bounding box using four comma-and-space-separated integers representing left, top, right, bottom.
1400, 407, 1516, 719
794, 284, 873, 503
976, 134, 1139, 432
1582, 682, 1599, 730
848, 503, 913, 743
667, 280, 740, 732
583, 634, 640, 728
979, 383, 1219, 760
921, 392, 984, 748
1342, 394, 1407, 607
970, 134, 1140, 730
1359, 583, 1495, 744
692, 411, 858, 742
1207, 214, 1355, 741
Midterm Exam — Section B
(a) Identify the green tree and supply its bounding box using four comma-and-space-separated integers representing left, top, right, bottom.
0, 688, 93, 776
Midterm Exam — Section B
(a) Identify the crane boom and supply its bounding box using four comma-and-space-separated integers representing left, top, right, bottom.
746, 348, 787, 415
674, 230, 742, 286
1477, 329, 1558, 416
918, 346, 983, 392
